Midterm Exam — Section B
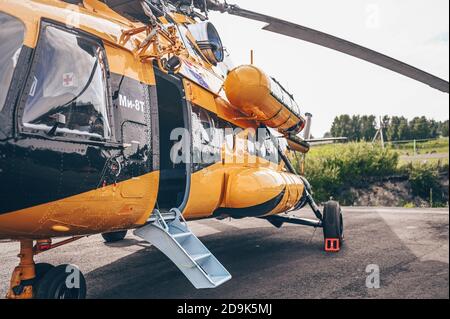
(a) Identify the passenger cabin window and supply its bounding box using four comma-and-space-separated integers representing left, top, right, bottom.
0, 13, 25, 113
191, 105, 222, 171
22, 25, 111, 140
216, 118, 236, 153
260, 128, 283, 165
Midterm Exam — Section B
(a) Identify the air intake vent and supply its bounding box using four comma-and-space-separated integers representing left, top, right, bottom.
187, 22, 224, 66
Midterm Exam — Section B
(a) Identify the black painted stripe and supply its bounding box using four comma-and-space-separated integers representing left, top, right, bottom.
213, 188, 286, 219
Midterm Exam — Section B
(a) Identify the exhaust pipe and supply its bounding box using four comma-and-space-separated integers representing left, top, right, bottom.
303, 113, 313, 140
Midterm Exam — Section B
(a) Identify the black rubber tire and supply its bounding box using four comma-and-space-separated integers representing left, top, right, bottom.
33, 263, 54, 296
35, 263, 54, 278
322, 201, 344, 241
35, 264, 86, 299
101, 230, 127, 243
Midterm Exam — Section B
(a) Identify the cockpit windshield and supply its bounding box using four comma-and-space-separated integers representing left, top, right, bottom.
0, 12, 25, 113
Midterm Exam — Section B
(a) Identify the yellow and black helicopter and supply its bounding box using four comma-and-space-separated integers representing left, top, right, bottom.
0, 0, 448, 299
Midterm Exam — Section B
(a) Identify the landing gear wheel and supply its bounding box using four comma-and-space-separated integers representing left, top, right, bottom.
33, 263, 55, 296
102, 230, 127, 243
35, 264, 86, 299
322, 201, 344, 252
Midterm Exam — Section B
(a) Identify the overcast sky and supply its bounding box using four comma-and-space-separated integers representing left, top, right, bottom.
208, 0, 449, 137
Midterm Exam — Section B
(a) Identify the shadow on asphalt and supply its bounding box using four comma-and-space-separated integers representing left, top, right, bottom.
86, 213, 449, 299
104, 238, 150, 249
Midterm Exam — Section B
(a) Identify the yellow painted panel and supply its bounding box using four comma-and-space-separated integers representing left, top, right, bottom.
264, 173, 305, 216
215, 97, 258, 129
183, 79, 217, 114
183, 163, 225, 219
1, 0, 156, 85
183, 163, 305, 220
0, 171, 159, 240
224, 168, 286, 209
105, 45, 156, 85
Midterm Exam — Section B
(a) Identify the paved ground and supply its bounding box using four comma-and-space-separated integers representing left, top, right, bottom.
0, 207, 448, 299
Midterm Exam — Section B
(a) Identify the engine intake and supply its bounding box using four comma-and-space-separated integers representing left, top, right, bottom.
188, 22, 224, 65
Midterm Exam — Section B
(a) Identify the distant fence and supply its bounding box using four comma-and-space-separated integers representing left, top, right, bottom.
386, 137, 449, 145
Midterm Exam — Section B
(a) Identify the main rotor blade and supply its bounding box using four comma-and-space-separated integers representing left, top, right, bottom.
222, 5, 449, 94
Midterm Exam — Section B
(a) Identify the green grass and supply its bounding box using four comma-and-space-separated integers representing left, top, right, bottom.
307, 142, 358, 158
398, 157, 449, 166
294, 142, 399, 204
295, 140, 449, 206
310, 138, 449, 166
387, 138, 449, 156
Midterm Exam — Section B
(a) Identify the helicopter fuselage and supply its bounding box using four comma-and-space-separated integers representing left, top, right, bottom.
0, 0, 307, 240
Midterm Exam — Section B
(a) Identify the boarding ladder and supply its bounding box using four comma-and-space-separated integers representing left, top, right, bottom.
134, 209, 232, 289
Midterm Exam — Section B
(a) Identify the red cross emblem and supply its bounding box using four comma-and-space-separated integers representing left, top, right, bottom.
63, 73, 75, 87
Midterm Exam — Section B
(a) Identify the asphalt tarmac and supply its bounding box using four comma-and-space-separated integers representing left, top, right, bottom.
0, 207, 448, 299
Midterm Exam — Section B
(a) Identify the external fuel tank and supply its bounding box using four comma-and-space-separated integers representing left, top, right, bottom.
224, 65, 306, 135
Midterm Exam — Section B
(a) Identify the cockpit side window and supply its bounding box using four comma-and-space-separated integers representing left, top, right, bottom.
0, 13, 25, 113
21, 24, 111, 141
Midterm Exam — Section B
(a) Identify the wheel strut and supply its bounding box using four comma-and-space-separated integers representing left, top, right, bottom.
6, 237, 85, 299
6, 240, 36, 299
304, 189, 323, 221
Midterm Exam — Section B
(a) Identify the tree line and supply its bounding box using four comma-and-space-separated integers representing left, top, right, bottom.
326, 115, 449, 142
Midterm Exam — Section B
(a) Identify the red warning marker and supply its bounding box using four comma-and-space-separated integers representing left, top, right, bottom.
325, 238, 340, 252
36, 239, 52, 252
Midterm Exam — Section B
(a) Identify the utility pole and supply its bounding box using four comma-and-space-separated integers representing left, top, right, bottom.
303, 113, 313, 140
372, 116, 385, 149
380, 116, 385, 149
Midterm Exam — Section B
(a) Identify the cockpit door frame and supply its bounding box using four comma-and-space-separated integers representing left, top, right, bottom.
154, 68, 193, 213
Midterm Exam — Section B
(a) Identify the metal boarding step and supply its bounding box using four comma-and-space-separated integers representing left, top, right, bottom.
134, 209, 232, 289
